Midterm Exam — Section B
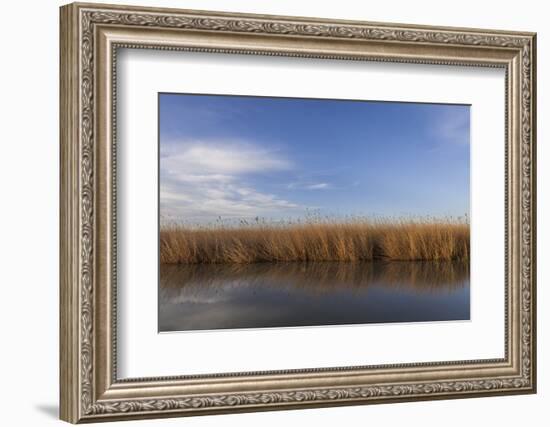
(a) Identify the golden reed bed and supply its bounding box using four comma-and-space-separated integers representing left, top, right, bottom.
160, 218, 469, 264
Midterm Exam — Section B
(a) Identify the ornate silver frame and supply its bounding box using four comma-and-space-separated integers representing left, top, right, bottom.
60, 2, 537, 423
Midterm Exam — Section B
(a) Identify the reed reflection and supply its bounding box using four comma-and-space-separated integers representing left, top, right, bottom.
159, 261, 469, 331
161, 261, 468, 295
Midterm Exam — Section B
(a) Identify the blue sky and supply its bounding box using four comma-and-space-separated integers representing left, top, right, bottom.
159, 93, 470, 224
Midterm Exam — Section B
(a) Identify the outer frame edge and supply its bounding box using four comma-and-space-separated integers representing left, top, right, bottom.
60, 3, 81, 424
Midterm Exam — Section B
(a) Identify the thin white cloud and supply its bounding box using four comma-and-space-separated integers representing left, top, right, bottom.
433, 108, 470, 145
160, 140, 299, 222
305, 183, 330, 190
161, 141, 291, 175
288, 182, 332, 190
170, 174, 233, 184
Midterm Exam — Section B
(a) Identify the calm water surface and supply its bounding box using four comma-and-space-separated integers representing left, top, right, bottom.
159, 261, 469, 332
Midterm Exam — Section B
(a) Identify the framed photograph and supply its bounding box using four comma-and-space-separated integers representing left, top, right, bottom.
60, 2, 537, 423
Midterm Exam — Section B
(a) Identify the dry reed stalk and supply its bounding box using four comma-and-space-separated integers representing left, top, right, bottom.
160, 218, 469, 264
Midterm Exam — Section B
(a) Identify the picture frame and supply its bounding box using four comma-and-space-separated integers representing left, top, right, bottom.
59, 2, 537, 423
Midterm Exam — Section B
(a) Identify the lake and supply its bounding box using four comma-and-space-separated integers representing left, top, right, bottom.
159, 261, 470, 332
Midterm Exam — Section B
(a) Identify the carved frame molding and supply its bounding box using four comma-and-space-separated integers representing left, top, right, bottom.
60, 2, 536, 423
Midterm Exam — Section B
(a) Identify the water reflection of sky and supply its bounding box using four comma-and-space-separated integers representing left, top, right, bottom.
159, 261, 470, 332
